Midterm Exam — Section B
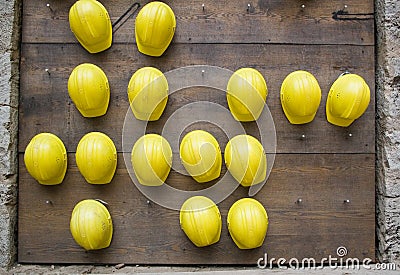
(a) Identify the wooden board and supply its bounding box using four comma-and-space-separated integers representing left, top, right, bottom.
18, 153, 375, 264
22, 0, 374, 45
18, 0, 375, 265
18, 43, 375, 154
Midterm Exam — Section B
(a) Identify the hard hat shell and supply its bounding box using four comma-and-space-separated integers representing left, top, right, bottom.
131, 134, 172, 186
180, 196, 222, 247
227, 198, 268, 249
68, 63, 110, 118
280, 70, 322, 124
70, 199, 113, 250
180, 130, 222, 183
135, 1, 176, 57
227, 68, 268, 122
76, 132, 117, 184
127, 67, 168, 121
326, 73, 370, 127
224, 135, 266, 187
69, 0, 112, 53
24, 133, 67, 185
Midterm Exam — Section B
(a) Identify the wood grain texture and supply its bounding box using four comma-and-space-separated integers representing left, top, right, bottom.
18, 153, 375, 264
18, 43, 375, 154
22, 0, 374, 45
19, 0, 375, 265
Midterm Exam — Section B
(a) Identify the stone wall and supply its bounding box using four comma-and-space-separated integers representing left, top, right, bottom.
0, 0, 21, 269
376, 0, 400, 265
0, 0, 398, 270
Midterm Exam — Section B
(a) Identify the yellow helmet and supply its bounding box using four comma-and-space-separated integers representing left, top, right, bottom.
127, 67, 168, 121
227, 198, 268, 249
135, 2, 176, 57
280, 70, 322, 124
180, 196, 222, 247
131, 134, 172, 186
70, 199, 113, 250
68, 63, 110, 118
179, 130, 222, 183
227, 68, 268, 122
224, 135, 266, 187
326, 73, 370, 127
76, 132, 117, 184
69, 0, 112, 53
24, 133, 67, 185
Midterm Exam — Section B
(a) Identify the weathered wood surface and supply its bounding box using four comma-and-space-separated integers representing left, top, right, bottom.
18, 43, 375, 154
19, 0, 375, 265
22, 0, 374, 45
18, 153, 375, 264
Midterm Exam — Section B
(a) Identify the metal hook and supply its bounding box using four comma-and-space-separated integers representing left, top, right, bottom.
344, 199, 350, 203
45, 68, 50, 75
201, 69, 205, 76
296, 198, 303, 204
202, 3, 205, 11
301, 4, 305, 9
338, 70, 351, 79
112, 3, 141, 34
348, 133, 353, 137
247, 3, 251, 12
301, 134, 306, 139
46, 3, 54, 12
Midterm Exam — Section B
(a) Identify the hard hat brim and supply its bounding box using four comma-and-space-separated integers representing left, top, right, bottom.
281, 103, 317, 124
280, 92, 318, 125
82, 35, 112, 54
326, 99, 354, 127
136, 43, 166, 57
78, 102, 109, 118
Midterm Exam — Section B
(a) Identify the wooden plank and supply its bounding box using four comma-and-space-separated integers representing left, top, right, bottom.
18, 153, 375, 264
18, 43, 375, 154
22, 0, 374, 45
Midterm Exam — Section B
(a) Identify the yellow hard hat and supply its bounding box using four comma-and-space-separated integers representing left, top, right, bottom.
326, 73, 370, 127
227, 198, 268, 249
224, 135, 266, 187
70, 199, 113, 250
127, 67, 168, 121
180, 130, 222, 183
131, 134, 172, 186
227, 68, 268, 122
280, 70, 322, 124
180, 196, 222, 247
68, 63, 110, 118
135, 2, 176, 57
24, 133, 67, 185
69, 0, 112, 53
76, 132, 117, 184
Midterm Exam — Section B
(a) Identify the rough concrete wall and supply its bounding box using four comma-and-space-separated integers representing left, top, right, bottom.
0, 0, 21, 269
376, 0, 400, 266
